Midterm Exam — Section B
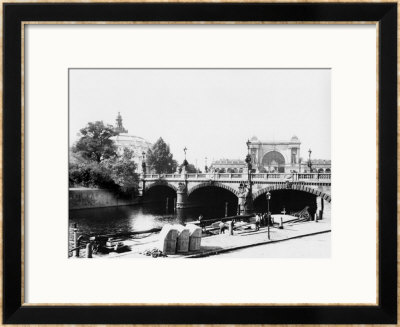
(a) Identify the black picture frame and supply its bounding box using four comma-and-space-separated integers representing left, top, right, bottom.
3, 2, 397, 324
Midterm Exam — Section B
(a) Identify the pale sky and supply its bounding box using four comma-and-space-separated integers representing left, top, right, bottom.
69, 69, 331, 166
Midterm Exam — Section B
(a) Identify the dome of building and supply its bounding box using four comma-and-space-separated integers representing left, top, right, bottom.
290, 135, 300, 143
110, 133, 152, 163
250, 136, 259, 142
109, 113, 152, 166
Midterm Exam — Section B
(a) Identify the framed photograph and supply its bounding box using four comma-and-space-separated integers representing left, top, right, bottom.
3, 1, 397, 324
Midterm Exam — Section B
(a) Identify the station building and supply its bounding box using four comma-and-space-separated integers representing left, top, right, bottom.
210, 136, 331, 173
247, 135, 301, 173
210, 159, 245, 173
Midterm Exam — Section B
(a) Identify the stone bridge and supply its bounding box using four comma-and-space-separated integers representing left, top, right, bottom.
139, 172, 331, 216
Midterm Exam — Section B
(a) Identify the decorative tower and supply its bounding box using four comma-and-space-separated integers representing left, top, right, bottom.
115, 112, 128, 134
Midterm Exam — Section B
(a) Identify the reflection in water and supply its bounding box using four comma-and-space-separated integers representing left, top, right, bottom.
68, 202, 229, 250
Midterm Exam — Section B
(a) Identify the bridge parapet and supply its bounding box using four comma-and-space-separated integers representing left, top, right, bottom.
144, 173, 181, 180
143, 173, 331, 182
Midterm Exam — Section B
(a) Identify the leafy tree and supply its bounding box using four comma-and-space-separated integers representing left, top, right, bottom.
186, 163, 198, 173
146, 137, 177, 173
70, 148, 140, 196
69, 149, 88, 165
180, 163, 197, 173
171, 160, 179, 173
69, 162, 117, 190
73, 121, 117, 163
102, 148, 139, 193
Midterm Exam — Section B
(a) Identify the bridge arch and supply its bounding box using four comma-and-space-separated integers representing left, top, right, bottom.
145, 181, 178, 193
187, 182, 239, 198
253, 184, 331, 203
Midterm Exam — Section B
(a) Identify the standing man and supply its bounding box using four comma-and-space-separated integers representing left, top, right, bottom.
198, 214, 205, 232
255, 214, 261, 231
261, 212, 265, 227
229, 219, 234, 235
219, 222, 226, 234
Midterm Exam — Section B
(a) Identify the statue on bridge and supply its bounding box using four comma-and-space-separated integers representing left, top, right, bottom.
237, 182, 254, 215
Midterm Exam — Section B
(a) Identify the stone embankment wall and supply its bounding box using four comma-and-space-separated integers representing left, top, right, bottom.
69, 188, 140, 210
323, 200, 331, 219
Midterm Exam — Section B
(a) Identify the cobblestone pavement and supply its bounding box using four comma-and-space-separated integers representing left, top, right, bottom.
210, 232, 330, 258
105, 217, 331, 259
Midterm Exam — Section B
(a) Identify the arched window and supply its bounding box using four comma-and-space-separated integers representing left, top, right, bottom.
262, 151, 285, 173
291, 148, 297, 164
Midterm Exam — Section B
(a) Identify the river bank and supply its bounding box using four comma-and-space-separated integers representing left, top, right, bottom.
212, 232, 330, 258
69, 187, 141, 210
99, 216, 331, 259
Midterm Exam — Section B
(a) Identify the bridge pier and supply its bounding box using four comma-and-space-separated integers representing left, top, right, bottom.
238, 194, 246, 215
238, 191, 254, 215
244, 192, 254, 214
138, 174, 146, 197
176, 182, 188, 209
139, 183, 145, 197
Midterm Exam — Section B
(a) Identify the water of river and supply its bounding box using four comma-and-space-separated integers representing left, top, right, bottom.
68, 202, 228, 249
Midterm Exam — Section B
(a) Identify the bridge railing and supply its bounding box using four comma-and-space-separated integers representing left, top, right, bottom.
252, 173, 331, 180
143, 173, 330, 181
296, 173, 331, 180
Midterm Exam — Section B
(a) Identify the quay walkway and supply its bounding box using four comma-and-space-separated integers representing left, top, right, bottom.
106, 217, 331, 259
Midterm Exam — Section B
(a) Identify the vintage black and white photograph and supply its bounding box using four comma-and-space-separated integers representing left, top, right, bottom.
69, 68, 331, 259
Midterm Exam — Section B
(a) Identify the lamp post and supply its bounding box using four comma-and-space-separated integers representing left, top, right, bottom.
182, 147, 188, 174
204, 157, 208, 173
298, 157, 302, 174
141, 151, 146, 174
308, 148, 312, 172
245, 139, 252, 186
266, 191, 271, 240
242, 140, 254, 214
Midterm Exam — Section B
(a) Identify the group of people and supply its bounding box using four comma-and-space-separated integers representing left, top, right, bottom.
254, 212, 272, 231
198, 212, 272, 235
